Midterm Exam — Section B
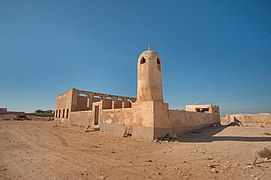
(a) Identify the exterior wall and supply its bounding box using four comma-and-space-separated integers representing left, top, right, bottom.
113, 99, 122, 109
55, 92, 221, 140
55, 88, 75, 122
153, 102, 171, 138
77, 96, 88, 111
225, 114, 271, 127
99, 108, 134, 136
99, 102, 156, 140
69, 110, 93, 127
169, 110, 219, 133
153, 104, 220, 139
186, 104, 220, 114
102, 99, 112, 109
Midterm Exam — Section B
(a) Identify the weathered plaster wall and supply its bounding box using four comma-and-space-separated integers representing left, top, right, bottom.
69, 110, 93, 128
167, 110, 219, 134
99, 102, 156, 139
77, 96, 88, 111
55, 90, 221, 140
99, 108, 133, 136
55, 89, 75, 121
226, 114, 271, 127
113, 99, 122, 109
102, 100, 112, 109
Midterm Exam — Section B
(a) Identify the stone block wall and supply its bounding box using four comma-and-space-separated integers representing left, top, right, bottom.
226, 114, 271, 127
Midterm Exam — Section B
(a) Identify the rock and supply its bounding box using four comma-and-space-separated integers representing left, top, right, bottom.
208, 164, 220, 168
100, 175, 106, 179
168, 133, 178, 139
212, 168, 218, 173
85, 127, 100, 132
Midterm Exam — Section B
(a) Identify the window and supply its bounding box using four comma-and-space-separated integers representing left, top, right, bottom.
78, 93, 87, 97
62, 109, 65, 118
157, 58, 160, 64
157, 58, 161, 71
66, 109, 69, 119
55, 110, 58, 118
58, 110, 61, 118
140, 57, 146, 64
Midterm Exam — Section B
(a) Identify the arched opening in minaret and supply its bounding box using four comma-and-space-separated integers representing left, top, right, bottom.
157, 58, 161, 71
140, 57, 146, 64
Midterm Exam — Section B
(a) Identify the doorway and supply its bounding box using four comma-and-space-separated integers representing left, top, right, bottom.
94, 105, 99, 125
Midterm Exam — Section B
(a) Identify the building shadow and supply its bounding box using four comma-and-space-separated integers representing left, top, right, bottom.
175, 125, 271, 143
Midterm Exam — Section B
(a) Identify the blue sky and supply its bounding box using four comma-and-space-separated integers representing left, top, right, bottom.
0, 0, 270, 116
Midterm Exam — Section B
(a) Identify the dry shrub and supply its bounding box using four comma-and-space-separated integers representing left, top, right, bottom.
257, 148, 271, 159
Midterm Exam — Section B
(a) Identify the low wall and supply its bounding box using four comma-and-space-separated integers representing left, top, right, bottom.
27, 113, 54, 117
226, 114, 271, 127
100, 102, 156, 140
0, 111, 25, 115
0, 108, 7, 113
168, 110, 219, 134
69, 110, 93, 127
99, 108, 133, 136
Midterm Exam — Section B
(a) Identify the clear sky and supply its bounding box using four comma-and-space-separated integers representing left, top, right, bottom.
0, 0, 270, 116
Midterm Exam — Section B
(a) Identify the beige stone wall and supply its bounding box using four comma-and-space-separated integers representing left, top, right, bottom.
55, 89, 75, 121
76, 96, 88, 111
100, 108, 133, 125
169, 110, 218, 128
226, 114, 271, 127
151, 103, 220, 138
151, 109, 219, 138
99, 102, 156, 139
69, 110, 93, 127
102, 99, 112, 109
56, 98, 221, 140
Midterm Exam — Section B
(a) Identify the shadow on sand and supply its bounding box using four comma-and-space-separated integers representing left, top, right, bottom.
175, 124, 271, 143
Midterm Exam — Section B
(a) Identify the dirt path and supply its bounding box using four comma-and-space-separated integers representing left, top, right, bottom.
0, 121, 270, 180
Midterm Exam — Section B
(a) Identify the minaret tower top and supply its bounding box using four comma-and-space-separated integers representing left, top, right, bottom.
137, 46, 163, 102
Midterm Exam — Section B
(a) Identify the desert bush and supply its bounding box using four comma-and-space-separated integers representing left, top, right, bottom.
257, 148, 271, 159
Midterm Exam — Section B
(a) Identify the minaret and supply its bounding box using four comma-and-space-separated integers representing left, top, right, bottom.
137, 45, 163, 102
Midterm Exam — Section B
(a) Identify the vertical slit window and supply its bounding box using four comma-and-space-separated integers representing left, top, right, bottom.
66, 109, 69, 119
62, 109, 65, 118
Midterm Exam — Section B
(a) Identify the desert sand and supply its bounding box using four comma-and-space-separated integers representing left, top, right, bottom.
0, 120, 271, 180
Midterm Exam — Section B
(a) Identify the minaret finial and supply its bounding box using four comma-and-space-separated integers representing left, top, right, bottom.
148, 44, 151, 51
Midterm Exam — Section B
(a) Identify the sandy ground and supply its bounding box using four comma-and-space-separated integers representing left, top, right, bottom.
0, 120, 271, 180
